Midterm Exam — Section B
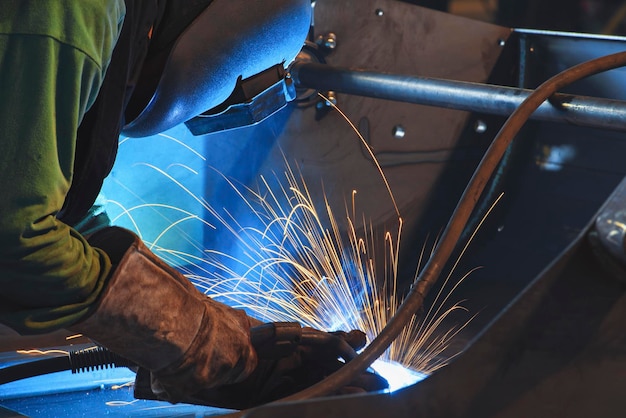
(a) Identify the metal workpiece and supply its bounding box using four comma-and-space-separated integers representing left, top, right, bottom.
242, 179, 626, 418
591, 179, 626, 272
291, 62, 626, 132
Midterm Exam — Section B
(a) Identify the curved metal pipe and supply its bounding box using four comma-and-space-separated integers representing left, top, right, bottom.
291, 62, 626, 131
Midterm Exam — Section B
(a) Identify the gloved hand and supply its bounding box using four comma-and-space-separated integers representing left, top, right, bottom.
69, 227, 258, 402
134, 322, 389, 409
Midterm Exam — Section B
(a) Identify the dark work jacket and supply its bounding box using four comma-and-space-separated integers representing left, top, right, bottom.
61, 0, 215, 227
59, 0, 165, 226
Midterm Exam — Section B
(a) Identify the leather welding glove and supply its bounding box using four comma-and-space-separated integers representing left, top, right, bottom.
69, 226, 258, 402
134, 324, 390, 409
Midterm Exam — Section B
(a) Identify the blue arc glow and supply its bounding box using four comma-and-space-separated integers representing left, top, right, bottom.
370, 359, 427, 392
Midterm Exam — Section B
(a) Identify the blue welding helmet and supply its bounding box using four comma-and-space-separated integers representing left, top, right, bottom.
122, 0, 311, 138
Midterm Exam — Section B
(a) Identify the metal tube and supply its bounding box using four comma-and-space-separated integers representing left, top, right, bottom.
290, 62, 626, 131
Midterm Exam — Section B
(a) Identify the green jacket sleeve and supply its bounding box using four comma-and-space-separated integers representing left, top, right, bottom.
0, 0, 126, 333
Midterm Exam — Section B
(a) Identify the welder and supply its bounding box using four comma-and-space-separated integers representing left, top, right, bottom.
0, 0, 386, 407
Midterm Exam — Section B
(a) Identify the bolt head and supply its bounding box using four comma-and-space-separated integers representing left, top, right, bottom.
474, 120, 487, 134
392, 125, 406, 139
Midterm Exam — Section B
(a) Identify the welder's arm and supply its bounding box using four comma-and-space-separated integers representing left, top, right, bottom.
73, 226, 385, 405
69, 227, 259, 400
0, 1, 125, 332
0, 3, 259, 397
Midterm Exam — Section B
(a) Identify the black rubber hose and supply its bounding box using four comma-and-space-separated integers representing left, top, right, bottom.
0, 356, 71, 385
0, 346, 134, 385
222, 50, 626, 416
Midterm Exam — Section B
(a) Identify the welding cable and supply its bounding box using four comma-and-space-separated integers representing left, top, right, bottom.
222, 50, 626, 414
0, 355, 70, 385
0, 346, 134, 385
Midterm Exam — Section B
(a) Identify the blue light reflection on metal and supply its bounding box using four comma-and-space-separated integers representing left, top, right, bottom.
0, 356, 229, 417
0, 362, 424, 416
0, 367, 136, 400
